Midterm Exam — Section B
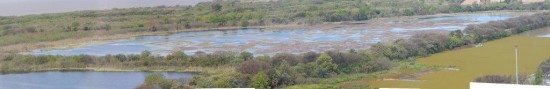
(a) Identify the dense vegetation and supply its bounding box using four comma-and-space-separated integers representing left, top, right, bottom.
137, 73, 192, 89
473, 56, 550, 85
2, 0, 550, 48
2, 11, 550, 88
536, 58, 550, 85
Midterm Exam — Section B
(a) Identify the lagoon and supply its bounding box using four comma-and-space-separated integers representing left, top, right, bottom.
0, 71, 196, 89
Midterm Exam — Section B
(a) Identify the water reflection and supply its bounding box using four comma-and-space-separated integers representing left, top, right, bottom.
0, 71, 196, 89
31, 14, 512, 56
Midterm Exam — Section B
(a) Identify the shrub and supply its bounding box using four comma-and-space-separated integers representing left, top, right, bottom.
313, 53, 338, 78
271, 53, 298, 66
252, 72, 270, 89
474, 75, 512, 83
534, 69, 543, 85
238, 60, 270, 74
240, 51, 253, 61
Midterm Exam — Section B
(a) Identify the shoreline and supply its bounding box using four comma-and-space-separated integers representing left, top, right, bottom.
0, 66, 235, 75
0, 10, 545, 55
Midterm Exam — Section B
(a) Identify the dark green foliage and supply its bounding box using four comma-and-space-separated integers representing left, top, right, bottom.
447, 30, 466, 49
70, 22, 80, 31
371, 42, 409, 60
137, 73, 188, 89
367, 57, 394, 72
166, 51, 188, 60
539, 58, 550, 74
240, 51, 253, 61
211, 3, 223, 12
189, 72, 250, 88
252, 72, 271, 89
534, 69, 543, 85
326, 51, 362, 73
474, 75, 512, 83
301, 52, 319, 63
241, 20, 249, 27
268, 60, 296, 88
313, 53, 338, 78
467, 12, 550, 42
144, 73, 166, 85
271, 53, 298, 66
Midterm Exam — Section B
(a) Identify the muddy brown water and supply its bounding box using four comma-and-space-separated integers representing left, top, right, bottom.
359, 27, 550, 89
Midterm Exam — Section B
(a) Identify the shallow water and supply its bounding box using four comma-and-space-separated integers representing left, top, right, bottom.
0, 0, 211, 16
30, 14, 512, 56
0, 71, 196, 89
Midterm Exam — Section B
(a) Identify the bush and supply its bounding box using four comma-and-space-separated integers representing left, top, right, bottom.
474, 75, 512, 83
240, 51, 253, 61
534, 69, 543, 85
301, 52, 319, 63
252, 72, 270, 89
271, 53, 298, 66
367, 57, 395, 72
138, 73, 187, 89
313, 53, 338, 78
189, 72, 250, 88
238, 60, 270, 74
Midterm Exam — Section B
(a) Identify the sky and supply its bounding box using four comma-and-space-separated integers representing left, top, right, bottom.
0, 0, 212, 16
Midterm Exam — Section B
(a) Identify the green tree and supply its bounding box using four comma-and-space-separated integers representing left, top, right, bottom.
276, 60, 296, 86
141, 50, 152, 58
241, 20, 249, 27
355, 1, 370, 21
211, 3, 222, 12
372, 43, 409, 60
71, 22, 80, 31
252, 72, 271, 89
313, 53, 338, 78
240, 51, 253, 61
144, 73, 165, 85
534, 69, 543, 85
167, 51, 188, 60
447, 36, 465, 49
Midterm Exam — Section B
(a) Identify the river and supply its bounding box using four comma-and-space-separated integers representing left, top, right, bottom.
0, 71, 196, 89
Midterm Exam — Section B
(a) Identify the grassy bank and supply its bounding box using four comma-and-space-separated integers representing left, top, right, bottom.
287, 61, 440, 89
0, 66, 233, 75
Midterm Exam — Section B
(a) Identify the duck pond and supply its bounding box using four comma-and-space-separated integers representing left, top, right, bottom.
30, 12, 517, 56
0, 71, 197, 89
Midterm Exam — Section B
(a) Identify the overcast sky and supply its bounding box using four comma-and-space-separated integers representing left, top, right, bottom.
0, 0, 212, 16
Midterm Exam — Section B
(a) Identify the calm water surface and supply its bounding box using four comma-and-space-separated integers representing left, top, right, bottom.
30, 14, 512, 56
0, 71, 196, 89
